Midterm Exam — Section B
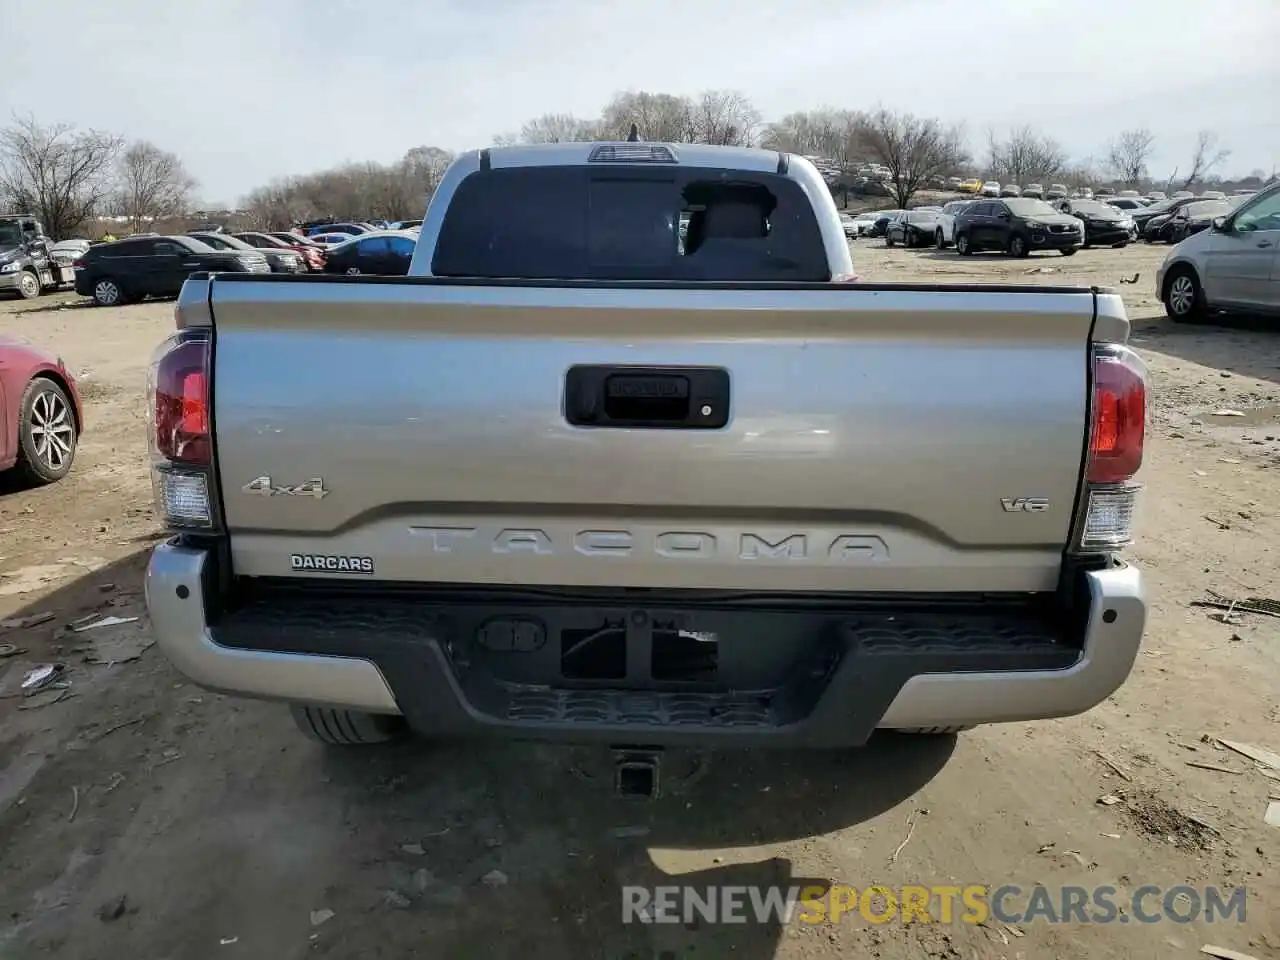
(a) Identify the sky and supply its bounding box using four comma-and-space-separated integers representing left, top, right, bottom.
3, 0, 1277, 206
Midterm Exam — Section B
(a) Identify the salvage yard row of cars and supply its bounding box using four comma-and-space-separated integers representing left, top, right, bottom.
71, 225, 419, 306
842, 191, 1255, 256
0, 214, 422, 307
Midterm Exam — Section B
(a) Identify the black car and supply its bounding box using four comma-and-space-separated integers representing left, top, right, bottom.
74, 235, 270, 306
1133, 197, 1193, 237
1161, 199, 1232, 245
885, 209, 942, 248
953, 198, 1083, 257
189, 232, 306, 273
1055, 199, 1133, 247
867, 210, 904, 239
321, 231, 417, 276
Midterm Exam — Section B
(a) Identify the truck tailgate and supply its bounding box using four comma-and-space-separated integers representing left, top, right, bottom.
206, 278, 1103, 594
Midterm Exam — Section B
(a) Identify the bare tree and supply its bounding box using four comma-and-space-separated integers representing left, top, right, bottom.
243, 178, 311, 231
400, 145, 454, 208
762, 108, 864, 170
518, 113, 600, 143
1061, 160, 1099, 191
856, 109, 967, 208
1105, 128, 1155, 187
241, 144, 455, 229
688, 90, 761, 146
115, 140, 196, 232
0, 115, 123, 239
599, 91, 693, 142
986, 125, 1066, 186
1180, 130, 1230, 189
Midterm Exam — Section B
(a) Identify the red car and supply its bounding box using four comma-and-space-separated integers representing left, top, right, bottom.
240, 231, 327, 271
0, 336, 82, 485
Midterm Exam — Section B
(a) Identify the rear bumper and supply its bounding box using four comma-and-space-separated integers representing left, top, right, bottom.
145, 542, 1145, 746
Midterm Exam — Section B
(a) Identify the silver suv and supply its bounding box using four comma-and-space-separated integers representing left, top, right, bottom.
1158, 181, 1280, 321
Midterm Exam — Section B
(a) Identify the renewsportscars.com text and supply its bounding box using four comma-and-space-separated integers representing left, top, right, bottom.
622, 884, 1248, 926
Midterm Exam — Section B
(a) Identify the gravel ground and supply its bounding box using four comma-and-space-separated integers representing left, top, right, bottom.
0, 241, 1277, 960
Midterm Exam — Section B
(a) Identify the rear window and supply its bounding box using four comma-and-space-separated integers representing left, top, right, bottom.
96, 239, 154, 257
431, 165, 829, 281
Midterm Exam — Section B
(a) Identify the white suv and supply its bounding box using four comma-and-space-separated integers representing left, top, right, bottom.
934, 200, 978, 248
1158, 181, 1280, 321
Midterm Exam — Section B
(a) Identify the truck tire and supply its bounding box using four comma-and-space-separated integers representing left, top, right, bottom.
290, 705, 405, 745
1008, 234, 1029, 258
955, 232, 972, 256
13, 376, 78, 485
18, 270, 40, 300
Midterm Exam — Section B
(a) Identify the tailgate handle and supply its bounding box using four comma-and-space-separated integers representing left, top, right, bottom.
565, 365, 730, 429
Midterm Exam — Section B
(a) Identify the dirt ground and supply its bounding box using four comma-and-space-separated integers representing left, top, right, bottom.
1, 243, 1278, 960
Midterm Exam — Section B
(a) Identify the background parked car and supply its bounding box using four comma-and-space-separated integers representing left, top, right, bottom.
1164, 199, 1232, 244
0, 335, 82, 485
74, 235, 269, 306
307, 232, 356, 247
954, 197, 1083, 257
47, 238, 90, 267
886, 209, 942, 248
1055, 198, 1134, 247
190, 232, 306, 273
235, 232, 325, 271
981, 181, 1001, 197
1143, 197, 1208, 242
1157, 181, 1280, 322
934, 199, 978, 247
304, 222, 373, 237
852, 177, 892, 197
866, 210, 904, 238
1022, 183, 1044, 198
1105, 198, 1148, 212
320, 231, 417, 276
999, 184, 1021, 197
1132, 196, 1190, 237
1046, 184, 1069, 200
850, 212, 880, 237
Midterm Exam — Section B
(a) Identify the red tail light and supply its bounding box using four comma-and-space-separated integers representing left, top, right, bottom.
1087, 349, 1146, 483
72, 258, 86, 269
153, 335, 211, 465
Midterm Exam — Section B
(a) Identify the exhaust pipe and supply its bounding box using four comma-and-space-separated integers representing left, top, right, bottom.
614, 748, 662, 800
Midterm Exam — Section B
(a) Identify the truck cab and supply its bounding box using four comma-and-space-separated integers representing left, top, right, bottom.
0, 215, 74, 300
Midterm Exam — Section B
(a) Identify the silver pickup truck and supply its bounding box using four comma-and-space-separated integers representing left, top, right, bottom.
144, 141, 1147, 782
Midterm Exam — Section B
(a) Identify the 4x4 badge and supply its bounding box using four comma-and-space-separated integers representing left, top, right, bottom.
242, 476, 328, 499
